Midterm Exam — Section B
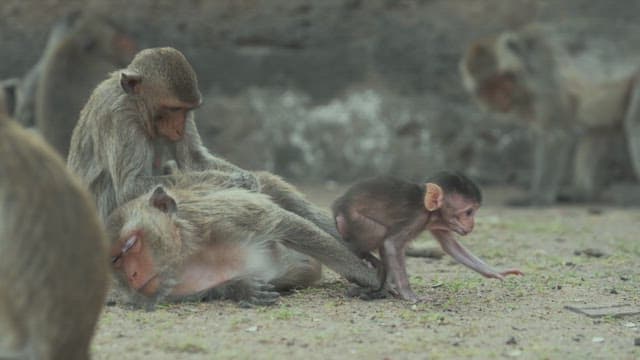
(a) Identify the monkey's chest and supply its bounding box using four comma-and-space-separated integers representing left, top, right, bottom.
566, 77, 629, 128
170, 244, 246, 296
152, 140, 179, 175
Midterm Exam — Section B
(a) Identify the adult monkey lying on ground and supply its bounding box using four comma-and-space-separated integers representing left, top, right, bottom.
107, 171, 381, 308
68, 47, 380, 290
461, 20, 640, 205
0, 113, 108, 359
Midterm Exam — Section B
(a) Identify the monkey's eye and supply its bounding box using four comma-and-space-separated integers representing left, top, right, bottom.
112, 255, 123, 268
465, 209, 474, 216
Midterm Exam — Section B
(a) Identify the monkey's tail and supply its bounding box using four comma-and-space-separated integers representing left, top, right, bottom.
362, 253, 386, 291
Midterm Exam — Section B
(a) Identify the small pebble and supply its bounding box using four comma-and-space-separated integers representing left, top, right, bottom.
635, 338, 640, 346
583, 248, 606, 258
506, 336, 517, 345
592, 337, 604, 343
610, 288, 618, 295
620, 276, 630, 281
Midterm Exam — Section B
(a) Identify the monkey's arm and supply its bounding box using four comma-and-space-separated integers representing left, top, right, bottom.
272, 208, 381, 289
526, 128, 575, 205
200, 278, 280, 307
104, 123, 176, 205
256, 171, 343, 241
182, 118, 260, 191
431, 230, 523, 279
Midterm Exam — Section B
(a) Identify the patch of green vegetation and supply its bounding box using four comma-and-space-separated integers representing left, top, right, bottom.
614, 240, 640, 257
505, 218, 569, 235
442, 277, 483, 292
273, 307, 297, 320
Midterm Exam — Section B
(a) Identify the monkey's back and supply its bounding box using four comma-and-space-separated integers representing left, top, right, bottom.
0, 116, 108, 359
333, 176, 426, 227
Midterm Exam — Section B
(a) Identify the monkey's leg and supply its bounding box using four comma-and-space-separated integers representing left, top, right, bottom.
269, 244, 322, 292
512, 129, 575, 206
271, 209, 381, 289
569, 130, 611, 202
256, 171, 342, 241
381, 234, 418, 302
623, 81, 640, 180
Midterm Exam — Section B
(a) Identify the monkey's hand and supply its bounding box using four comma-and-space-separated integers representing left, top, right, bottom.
500, 269, 524, 277
346, 285, 391, 301
231, 171, 261, 192
483, 269, 524, 280
224, 278, 279, 308
162, 160, 179, 175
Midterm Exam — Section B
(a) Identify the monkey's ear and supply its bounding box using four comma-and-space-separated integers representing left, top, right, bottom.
424, 183, 444, 211
120, 71, 142, 95
149, 186, 177, 214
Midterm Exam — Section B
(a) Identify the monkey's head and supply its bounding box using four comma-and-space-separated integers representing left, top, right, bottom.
63, 11, 137, 67
423, 172, 482, 236
108, 185, 184, 298
120, 47, 202, 142
460, 33, 534, 116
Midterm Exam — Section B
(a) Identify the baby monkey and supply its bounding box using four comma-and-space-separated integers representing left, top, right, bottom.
332, 171, 523, 301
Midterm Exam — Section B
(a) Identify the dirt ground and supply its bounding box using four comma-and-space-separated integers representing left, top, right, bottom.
93, 184, 640, 360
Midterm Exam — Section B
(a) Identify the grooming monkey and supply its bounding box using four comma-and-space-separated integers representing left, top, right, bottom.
68, 47, 380, 290
461, 20, 640, 205
106, 173, 395, 307
333, 172, 523, 301
0, 114, 108, 359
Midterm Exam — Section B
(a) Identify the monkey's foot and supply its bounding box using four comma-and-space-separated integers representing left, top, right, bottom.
345, 286, 390, 301
232, 171, 261, 192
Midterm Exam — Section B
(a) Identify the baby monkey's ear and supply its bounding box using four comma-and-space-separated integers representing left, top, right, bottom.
149, 185, 177, 214
424, 183, 444, 211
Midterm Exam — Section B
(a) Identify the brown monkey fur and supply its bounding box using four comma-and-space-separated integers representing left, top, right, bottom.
461, 20, 640, 205
333, 172, 522, 301
106, 172, 391, 307
0, 113, 108, 359
68, 47, 380, 290
28, 11, 136, 157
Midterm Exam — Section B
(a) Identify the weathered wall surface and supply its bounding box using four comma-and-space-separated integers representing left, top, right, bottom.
2, 0, 639, 183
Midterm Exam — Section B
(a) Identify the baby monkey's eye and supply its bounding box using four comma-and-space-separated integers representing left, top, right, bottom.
465, 209, 474, 216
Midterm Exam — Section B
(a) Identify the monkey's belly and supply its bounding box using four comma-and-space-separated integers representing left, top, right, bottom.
171, 243, 248, 296
567, 78, 629, 128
